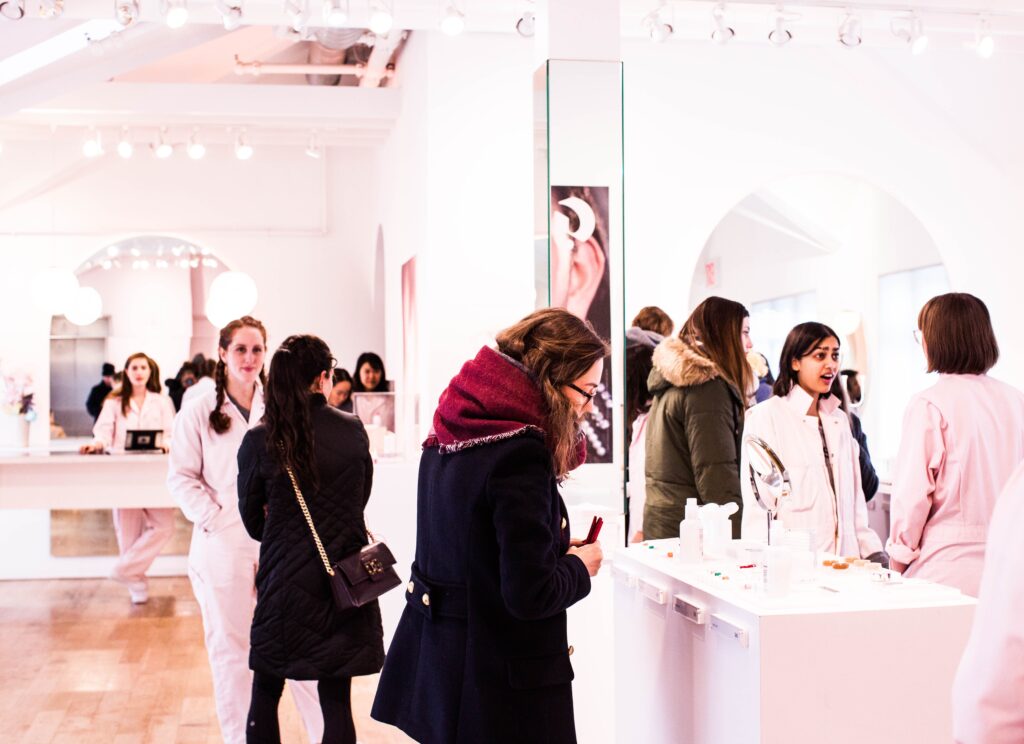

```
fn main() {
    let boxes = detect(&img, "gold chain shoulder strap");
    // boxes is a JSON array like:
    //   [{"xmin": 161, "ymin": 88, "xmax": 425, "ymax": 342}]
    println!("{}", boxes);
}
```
[{"xmin": 284, "ymin": 466, "xmax": 336, "ymax": 577}]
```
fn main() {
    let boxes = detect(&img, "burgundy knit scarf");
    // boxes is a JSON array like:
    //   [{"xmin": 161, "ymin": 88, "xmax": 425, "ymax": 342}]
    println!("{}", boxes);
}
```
[{"xmin": 424, "ymin": 346, "xmax": 586, "ymax": 469}]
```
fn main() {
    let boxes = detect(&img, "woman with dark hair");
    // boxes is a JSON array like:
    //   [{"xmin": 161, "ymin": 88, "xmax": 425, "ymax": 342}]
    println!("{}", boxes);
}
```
[
  {"xmin": 168, "ymin": 318, "xmax": 323, "ymax": 744},
  {"xmin": 371, "ymin": 307, "xmax": 607, "ymax": 744},
  {"xmin": 625, "ymin": 327, "xmax": 662, "ymax": 542},
  {"xmin": 829, "ymin": 375, "xmax": 880, "ymax": 502},
  {"xmin": 643, "ymin": 296, "xmax": 754, "ymax": 540},
  {"xmin": 81, "ymin": 351, "xmax": 176, "ymax": 603},
  {"xmin": 351, "ymin": 352, "xmax": 389, "ymax": 393},
  {"xmin": 739, "ymin": 323, "xmax": 884, "ymax": 560},
  {"xmin": 328, "ymin": 368, "xmax": 354, "ymax": 412},
  {"xmin": 887, "ymin": 293, "xmax": 1024, "ymax": 596},
  {"xmin": 238, "ymin": 335, "xmax": 383, "ymax": 744}
]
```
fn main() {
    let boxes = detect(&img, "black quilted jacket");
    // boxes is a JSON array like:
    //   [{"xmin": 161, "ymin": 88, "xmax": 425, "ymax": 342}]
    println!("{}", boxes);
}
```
[{"xmin": 237, "ymin": 395, "xmax": 385, "ymax": 680}]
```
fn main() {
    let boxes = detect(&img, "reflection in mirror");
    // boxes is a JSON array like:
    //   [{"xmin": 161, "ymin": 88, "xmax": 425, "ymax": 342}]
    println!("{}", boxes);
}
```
[
  {"xmin": 49, "ymin": 236, "xmax": 228, "ymax": 437},
  {"xmin": 689, "ymin": 173, "xmax": 948, "ymax": 471},
  {"xmin": 744, "ymin": 435, "xmax": 790, "ymax": 544}
]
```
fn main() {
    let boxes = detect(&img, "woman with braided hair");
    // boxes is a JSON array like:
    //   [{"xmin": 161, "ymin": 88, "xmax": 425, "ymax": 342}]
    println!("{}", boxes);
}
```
[
  {"xmin": 238, "ymin": 335, "xmax": 383, "ymax": 743},
  {"xmin": 167, "ymin": 317, "xmax": 324, "ymax": 744}
]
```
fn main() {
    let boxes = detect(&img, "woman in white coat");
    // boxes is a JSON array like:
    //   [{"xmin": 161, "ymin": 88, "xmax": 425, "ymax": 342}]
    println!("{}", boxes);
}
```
[
  {"xmin": 81, "ymin": 352, "xmax": 176, "ymax": 604},
  {"xmin": 740, "ymin": 322, "xmax": 884, "ymax": 561},
  {"xmin": 167, "ymin": 317, "xmax": 323, "ymax": 744}
]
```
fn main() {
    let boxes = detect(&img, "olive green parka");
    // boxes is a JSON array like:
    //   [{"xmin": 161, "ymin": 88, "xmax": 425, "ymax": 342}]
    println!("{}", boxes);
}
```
[{"xmin": 643, "ymin": 337, "xmax": 745, "ymax": 539}]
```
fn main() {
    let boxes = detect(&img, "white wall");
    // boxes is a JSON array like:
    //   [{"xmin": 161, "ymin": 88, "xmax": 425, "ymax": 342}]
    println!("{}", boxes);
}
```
[
  {"xmin": 622, "ymin": 40, "xmax": 1024, "ymax": 385},
  {"xmin": 0, "ymin": 138, "xmax": 383, "ymax": 444}
]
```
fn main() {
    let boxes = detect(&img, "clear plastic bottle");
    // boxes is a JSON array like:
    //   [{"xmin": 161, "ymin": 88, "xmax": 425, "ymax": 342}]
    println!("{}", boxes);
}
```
[{"xmin": 677, "ymin": 498, "xmax": 704, "ymax": 564}]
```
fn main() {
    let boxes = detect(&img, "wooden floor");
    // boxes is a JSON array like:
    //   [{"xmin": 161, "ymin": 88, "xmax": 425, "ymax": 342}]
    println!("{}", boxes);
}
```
[{"xmin": 0, "ymin": 577, "xmax": 415, "ymax": 743}]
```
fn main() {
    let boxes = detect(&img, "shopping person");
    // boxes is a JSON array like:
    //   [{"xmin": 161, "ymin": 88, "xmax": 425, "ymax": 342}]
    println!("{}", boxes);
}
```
[
  {"xmin": 167, "ymin": 317, "xmax": 324, "ymax": 744},
  {"xmin": 887, "ymin": 293, "xmax": 1024, "ymax": 596},
  {"xmin": 644, "ymin": 296, "xmax": 754, "ymax": 540},
  {"xmin": 238, "ymin": 335, "xmax": 384, "ymax": 744},
  {"xmin": 739, "ymin": 323, "xmax": 884, "ymax": 560},
  {"xmin": 952, "ymin": 461, "xmax": 1024, "ymax": 743},
  {"xmin": 85, "ymin": 361, "xmax": 116, "ymax": 421},
  {"xmin": 371, "ymin": 308, "xmax": 607, "ymax": 744},
  {"xmin": 81, "ymin": 352, "xmax": 176, "ymax": 604}
]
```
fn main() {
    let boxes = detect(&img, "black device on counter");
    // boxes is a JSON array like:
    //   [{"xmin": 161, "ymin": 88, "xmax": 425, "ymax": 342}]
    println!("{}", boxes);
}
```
[{"xmin": 124, "ymin": 430, "xmax": 161, "ymax": 452}]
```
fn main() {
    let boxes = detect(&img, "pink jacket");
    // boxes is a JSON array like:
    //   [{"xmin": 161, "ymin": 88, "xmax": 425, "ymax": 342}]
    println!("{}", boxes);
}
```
[
  {"xmin": 887, "ymin": 374, "xmax": 1024, "ymax": 597},
  {"xmin": 952, "ymin": 461, "xmax": 1024, "ymax": 743},
  {"xmin": 166, "ymin": 386, "xmax": 265, "ymax": 536},
  {"xmin": 92, "ymin": 392, "xmax": 176, "ymax": 453}
]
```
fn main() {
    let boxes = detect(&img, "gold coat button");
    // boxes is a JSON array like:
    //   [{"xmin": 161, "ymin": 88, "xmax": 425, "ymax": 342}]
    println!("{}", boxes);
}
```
[
  {"xmin": 422, "ymin": 593, "xmax": 431, "ymax": 607},
  {"xmin": 561, "ymin": 517, "xmax": 567, "ymax": 530},
  {"xmin": 407, "ymin": 581, "xmax": 415, "ymax": 594},
  {"xmin": 568, "ymin": 645, "xmax": 574, "ymax": 656}
]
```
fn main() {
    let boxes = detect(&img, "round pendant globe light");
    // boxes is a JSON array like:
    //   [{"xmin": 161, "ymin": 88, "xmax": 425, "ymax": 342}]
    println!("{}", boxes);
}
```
[
  {"xmin": 65, "ymin": 286, "xmax": 103, "ymax": 326},
  {"xmin": 205, "ymin": 271, "xmax": 258, "ymax": 328},
  {"xmin": 31, "ymin": 268, "xmax": 79, "ymax": 316}
]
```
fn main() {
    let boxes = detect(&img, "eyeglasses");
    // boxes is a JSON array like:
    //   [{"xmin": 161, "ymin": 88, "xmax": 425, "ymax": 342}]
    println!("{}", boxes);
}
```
[
  {"xmin": 913, "ymin": 329, "xmax": 923, "ymax": 345},
  {"xmin": 567, "ymin": 382, "xmax": 596, "ymax": 403}
]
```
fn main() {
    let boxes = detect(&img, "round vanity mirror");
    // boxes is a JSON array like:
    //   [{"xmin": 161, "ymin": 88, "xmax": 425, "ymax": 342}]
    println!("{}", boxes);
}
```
[{"xmin": 745, "ymin": 436, "xmax": 791, "ymax": 543}]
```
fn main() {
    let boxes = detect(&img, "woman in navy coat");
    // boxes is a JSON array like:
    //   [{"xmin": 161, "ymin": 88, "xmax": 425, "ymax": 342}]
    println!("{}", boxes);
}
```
[{"xmin": 371, "ymin": 308, "xmax": 607, "ymax": 744}]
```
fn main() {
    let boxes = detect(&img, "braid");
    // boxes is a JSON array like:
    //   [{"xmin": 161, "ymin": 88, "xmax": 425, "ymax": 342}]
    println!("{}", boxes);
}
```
[{"xmin": 209, "ymin": 360, "xmax": 231, "ymax": 434}]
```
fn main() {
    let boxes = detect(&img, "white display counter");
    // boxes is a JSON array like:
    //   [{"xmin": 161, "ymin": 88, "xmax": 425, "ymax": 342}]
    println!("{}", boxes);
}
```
[{"xmin": 613, "ymin": 540, "xmax": 975, "ymax": 744}]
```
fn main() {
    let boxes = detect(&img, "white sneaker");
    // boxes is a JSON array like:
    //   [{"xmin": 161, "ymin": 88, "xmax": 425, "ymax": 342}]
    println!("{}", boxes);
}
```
[{"xmin": 128, "ymin": 581, "xmax": 149, "ymax": 604}]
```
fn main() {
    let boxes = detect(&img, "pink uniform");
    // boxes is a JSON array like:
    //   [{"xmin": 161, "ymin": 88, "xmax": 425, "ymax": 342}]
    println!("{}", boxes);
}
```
[
  {"xmin": 887, "ymin": 374, "xmax": 1024, "ymax": 597},
  {"xmin": 952, "ymin": 461, "xmax": 1024, "ymax": 743},
  {"xmin": 167, "ymin": 388, "xmax": 324, "ymax": 744},
  {"xmin": 92, "ymin": 392, "xmax": 177, "ymax": 587}
]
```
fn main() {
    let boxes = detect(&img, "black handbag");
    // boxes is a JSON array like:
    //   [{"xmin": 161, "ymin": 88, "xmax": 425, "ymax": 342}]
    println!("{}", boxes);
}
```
[{"xmin": 285, "ymin": 466, "xmax": 402, "ymax": 610}]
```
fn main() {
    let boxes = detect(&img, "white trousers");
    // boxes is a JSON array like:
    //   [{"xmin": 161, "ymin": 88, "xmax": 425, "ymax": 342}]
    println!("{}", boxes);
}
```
[
  {"xmin": 188, "ymin": 522, "xmax": 325, "ymax": 744},
  {"xmin": 111, "ymin": 507, "xmax": 176, "ymax": 585}
]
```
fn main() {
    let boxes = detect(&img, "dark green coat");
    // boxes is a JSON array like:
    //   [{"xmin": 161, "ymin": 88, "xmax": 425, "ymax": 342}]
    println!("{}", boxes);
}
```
[{"xmin": 643, "ymin": 338, "xmax": 745, "ymax": 539}]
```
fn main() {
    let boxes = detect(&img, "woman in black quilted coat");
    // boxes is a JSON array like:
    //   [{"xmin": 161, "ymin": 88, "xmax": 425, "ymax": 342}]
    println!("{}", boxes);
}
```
[{"xmin": 237, "ymin": 334, "xmax": 384, "ymax": 744}]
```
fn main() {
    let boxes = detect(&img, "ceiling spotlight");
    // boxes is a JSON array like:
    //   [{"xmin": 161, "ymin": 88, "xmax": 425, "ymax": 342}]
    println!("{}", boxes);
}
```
[
  {"xmin": 305, "ymin": 132, "xmax": 321, "ymax": 159},
  {"xmin": 440, "ymin": 5, "xmax": 465, "ymax": 36},
  {"xmin": 115, "ymin": 0, "xmax": 140, "ymax": 27},
  {"xmin": 838, "ymin": 12, "xmax": 861, "ymax": 47},
  {"xmin": 768, "ymin": 12, "xmax": 793, "ymax": 47},
  {"xmin": 234, "ymin": 131, "xmax": 253, "ymax": 160},
  {"xmin": 323, "ymin": 0, "xmax": 347, "ymax": 27},
  {"xmin": 711, "ymin": 4, "xmax": 735, "ymax": 44},
  {"xmin": 38, "ymin": 0, "xmax": 64, "ymax": 18},
  {"xmin": 82, "ymin": 130, "xmax": 103, "ymax": 158},
  {"xmin": 164, "ymin": 0, "xmax": 188, "ymax": 28},
  {"xmin": 643, "ymin": 2, "xmax": 673, "ymax": 43},
  {"xmin": 976, "ymin": 18, "xmax": 995, "ymax": 59},
  {"xmin": 515, "ymin": 10, "xmax": 535, "ymax": 38},
  {"xmin": 894, "ymin": 14, "xmax": 928, "ymax": 55},
  {"xmin": 368, "ymin": 0, "xmax": 393, "ymax": 35},
  {"xmin": 284, "ymin": 0, "xmax": 307, "ymax": 32},
  {"xmin": 154, "ymin": 129, "xmax": 173, "ymax": 159},
  {"xmin": 187, "ymin": 130, "xmax": 206, "ymax": 160},
  {"xmin": 216, "ymin": 0, "xmax": 243, "ymax": 30},
  {"xmin": 117, "ymin": 128, "xmax": 133, "ymax": 159}
]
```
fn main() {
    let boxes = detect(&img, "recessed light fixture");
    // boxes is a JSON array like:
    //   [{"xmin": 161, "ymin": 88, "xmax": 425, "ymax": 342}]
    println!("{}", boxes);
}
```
[
  {"xmin": 440, "ymin": 4, "xmax": 465, "ymax": 36},
  {"xmin": 117, "ymin": 128, "xmax": 133, "ymax": 159},
  {"xmin": 323, "ymin": 0, "xmax": 347, "ymax": 28},
  {"xmin": 643, "ymin": 2, "xmax": 673, "ymax": 43},
  {"xmin": 154, "ymin": 128, "xmax": 173, "ymax": 159},
  {"xmin": 234, "ymin": 130, "xmax": 253, "ymax": 160},
  {"xmin": 83, "ymin": 130, "xmax": 103, "ymax": 158},
  {"xmin": 711, "ymin": 4, "xmax": 734, "ymax": 44},
  {"xmin": 838, "ymin": 12, "xmax": 861, "ymax": 47},
  {"xmin": 187, "ymin": 130, "xmax": 206, "ymax": 160},
  {"xmin": 515, "ymin": 9, "xmax": 535, "ymax": 38},
  {"xmin": 368, "ymin": 0, "xmax": 393, "ymax": 35},
  {"xmin": 894, "ymin": 14, "xmax": 928, "ymax": 55},
  {"xmin": 768, "ymin": 11, "xmax": 793, "ymax": 47}
]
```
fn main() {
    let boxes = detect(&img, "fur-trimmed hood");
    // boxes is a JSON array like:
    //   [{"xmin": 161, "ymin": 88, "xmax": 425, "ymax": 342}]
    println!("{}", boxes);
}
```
[{"xmin": 648, "ymin": 337, "xmax": 722, "ymax": 394}]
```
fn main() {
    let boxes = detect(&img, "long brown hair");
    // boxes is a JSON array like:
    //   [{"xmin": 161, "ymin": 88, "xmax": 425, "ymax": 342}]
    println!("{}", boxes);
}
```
[
  {"xmin": 210, "ymin": 316, "xmax": 268, "ymax": 434},
  {"xmin": 112, "ymin": 352, "xmax": 161, "ymax": 416},
  {"xmin": 495, "ymin": 308, "xmax": 609, "ymax": 479},
  {"xmin": 680, "ymin": 297, "xmax": 753, "ymax": 402},
  {"xmin": 264, "ymin": 335, "xmax": 335, "ymax": 491}
]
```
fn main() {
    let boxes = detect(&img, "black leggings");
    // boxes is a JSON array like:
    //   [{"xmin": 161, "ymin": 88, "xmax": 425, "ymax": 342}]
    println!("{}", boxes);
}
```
[{"xmin": 246, "ymin": 672, "xmax": 356, "ymax": 744}]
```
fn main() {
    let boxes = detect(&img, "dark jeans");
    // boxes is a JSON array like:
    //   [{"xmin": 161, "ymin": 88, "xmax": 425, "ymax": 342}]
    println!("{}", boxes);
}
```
[{"xmin": 246, "ymin": 672, "xmax": 356, "ymax": 744}]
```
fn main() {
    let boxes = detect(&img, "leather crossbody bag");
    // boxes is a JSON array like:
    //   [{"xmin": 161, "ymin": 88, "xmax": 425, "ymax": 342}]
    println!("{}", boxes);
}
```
[{"xmin": 285, "ymin": 466, "xmax": 402, "ymax": 611}]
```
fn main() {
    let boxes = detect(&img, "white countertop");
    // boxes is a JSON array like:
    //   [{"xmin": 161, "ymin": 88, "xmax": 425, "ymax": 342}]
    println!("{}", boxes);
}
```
[{"xmin": 615, "ymin": 539, "xmax": 975, "ymax": 617}]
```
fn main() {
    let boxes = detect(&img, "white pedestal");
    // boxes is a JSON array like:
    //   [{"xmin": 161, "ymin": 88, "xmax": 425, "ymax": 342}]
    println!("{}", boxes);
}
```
[{"xmin": 614, "ymin": 540, "xmax": 975, "ymax": 744}]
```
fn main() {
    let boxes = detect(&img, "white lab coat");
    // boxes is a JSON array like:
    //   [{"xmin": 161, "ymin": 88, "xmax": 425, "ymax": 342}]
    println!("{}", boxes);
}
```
[
  {"xmin": 740, "ymin": 387, "xmax": 882, "ymax": 557},
  {"xmin": 94, "ymin": 392, "xmax": 177, "ymax": 587},
  {"xmin": 952, "ymin": 460, "xmax": 1024, "ymax": 743},
  {"xmin": 167, "ymin": 386, "xmax": 323, "ymax": 744}
]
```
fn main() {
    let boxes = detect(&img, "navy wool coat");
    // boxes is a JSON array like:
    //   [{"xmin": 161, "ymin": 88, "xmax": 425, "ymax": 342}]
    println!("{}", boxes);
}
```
[
  {"xmin": 371, "ymin": 434, "xmax": 592, "ymax": 744},
  {"xmin": 237, "ymin": 396, "xmax": 385, "ymax": 680}
]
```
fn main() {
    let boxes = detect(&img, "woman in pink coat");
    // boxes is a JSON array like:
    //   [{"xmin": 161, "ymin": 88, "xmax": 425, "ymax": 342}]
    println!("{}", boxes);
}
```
[
  {"xmin": 887, "ymin": 293, "xmax": 1024, "ymax": 597},
  {"xmin": 952, "ymin": 461, "xmax": 1024, "ymax": 743},
  {"xmin": 167, "ymin": 317, "xmax": 323, "ymax": 744},
  {"xmin": 81, "ymin": 351, "xmax": 176, "ymax": 604}
]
